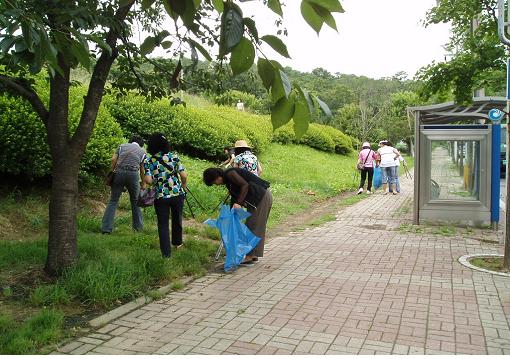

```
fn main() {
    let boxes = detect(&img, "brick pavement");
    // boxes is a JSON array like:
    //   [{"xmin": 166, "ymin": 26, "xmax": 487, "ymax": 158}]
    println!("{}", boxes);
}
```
[{"xmin": 57, "ymin": 178, "xmax": 510, "ymax": 355}]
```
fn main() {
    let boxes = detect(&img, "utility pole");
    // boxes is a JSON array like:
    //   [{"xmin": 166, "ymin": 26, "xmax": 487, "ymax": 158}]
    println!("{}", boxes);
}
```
[{"xmin": 497, "ymin": 0, "xmax": 510, "ymax": 269}]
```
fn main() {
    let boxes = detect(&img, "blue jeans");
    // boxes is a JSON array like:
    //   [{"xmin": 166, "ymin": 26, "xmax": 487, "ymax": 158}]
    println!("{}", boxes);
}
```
[
  {"xmin": 101, "ymin": 169, "xmax": 143, "ymax": 233},
  {"xmin": 381, "ymin": 166, "xmax": 397, "ymax": 185}
]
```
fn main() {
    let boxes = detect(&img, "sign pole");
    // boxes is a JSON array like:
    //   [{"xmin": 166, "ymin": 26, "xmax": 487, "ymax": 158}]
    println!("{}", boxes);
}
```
[{"xmin": 505, "ymin": 57, "xmax": 510, "ymax": 269}]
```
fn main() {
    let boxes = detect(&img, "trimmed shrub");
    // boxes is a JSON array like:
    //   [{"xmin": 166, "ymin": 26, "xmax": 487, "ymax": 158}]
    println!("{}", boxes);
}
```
[
  {"xmin": 107, "ymin": 93, "xmax": 353, "ymax": 159},
  {"xmin": 205, "ymin": 106, "xmax": 273, "ymax": 153},
  {"xmin": 0, "ymin": 87, "xmax": 124, "ymax": 178},
  {"xmin": 272, "ymin": 122, "xmax": 354, "ymax": 154},
  {"xmin": 318, "ymin": 124, "xmax": 354, "ymax": 155},
  {"xmin": 300, "ymin": 125, "xmax": 336, "ymax": 153}
]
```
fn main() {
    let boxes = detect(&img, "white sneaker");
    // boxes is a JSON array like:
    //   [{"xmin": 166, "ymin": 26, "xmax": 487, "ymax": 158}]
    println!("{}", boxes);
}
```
[
  {"xmin": 357, "ymin": 188, "xmax": 363, "ymax": 195},
  {"xmin": 366, "ymin": 190, "xmax": 371, "ymax": 194}
]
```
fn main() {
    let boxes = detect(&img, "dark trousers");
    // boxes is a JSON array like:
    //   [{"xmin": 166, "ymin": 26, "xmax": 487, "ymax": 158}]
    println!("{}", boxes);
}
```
[
  {"xmin": 359, "ymin": 167, "xmax": 374, "ymax": 191},
  {"xmin": 154, "ymin": 195, "xmax": 184, "ymax": 257}
]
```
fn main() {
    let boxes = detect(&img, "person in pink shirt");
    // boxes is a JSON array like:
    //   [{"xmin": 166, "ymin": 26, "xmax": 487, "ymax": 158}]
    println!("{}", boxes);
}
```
[{"xmin": 357, "ymin": 142, "xmax": 378, "ymax": 194}]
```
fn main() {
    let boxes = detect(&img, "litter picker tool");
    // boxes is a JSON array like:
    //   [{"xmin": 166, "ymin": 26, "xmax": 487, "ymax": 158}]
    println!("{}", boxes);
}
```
[{"xmin": 184, "ymin": 187, "xmax": 207, "ymax": 211}]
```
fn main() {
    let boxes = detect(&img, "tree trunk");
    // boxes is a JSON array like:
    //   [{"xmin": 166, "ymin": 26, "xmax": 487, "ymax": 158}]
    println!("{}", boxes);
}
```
[{"xmin": 44, "ymin": 156, "xmax": 81, "ymax": 276}]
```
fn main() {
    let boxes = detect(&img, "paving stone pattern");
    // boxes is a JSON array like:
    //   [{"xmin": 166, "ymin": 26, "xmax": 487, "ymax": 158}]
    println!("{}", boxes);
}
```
[{"xmin": 57, "ymin": 178, "xmax": 510, "ymax": 355}]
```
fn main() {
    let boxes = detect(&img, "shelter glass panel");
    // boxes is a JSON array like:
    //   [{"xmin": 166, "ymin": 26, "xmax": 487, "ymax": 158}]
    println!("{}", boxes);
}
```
[{"xmin": 430, "ymin": 140, "xmax": 480, "ymax": 201}]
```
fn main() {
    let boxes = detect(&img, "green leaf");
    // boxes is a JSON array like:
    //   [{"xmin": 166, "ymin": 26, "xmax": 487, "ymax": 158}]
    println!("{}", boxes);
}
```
[
  {"xmin": 260, "ymin": 35, "xmax": 291, "ymax": 58},
  {"xmin": 271, "ymin": 96, "xmax": 295, "ymax": 130},
  {"xmin": 306, "ymin": 0, "xmax": 344, "ymax": 12},
  {"xmin": 140, "ymin": 36, "xmax": 156, "ymax": 56},
  {"xmin": 300, "ymin": 1, "xmax": 323, "ymax": 34},
  {"xmin": 311, "ymin": 4, "xmax": 337, "ymax": 31},
  {"xmin": 167, "ymin": 0, "xmax": 187, "ymax": 15},
  {"xmin": 219, "ymin": 2, "xmax": 244, "ymax": 56},
  {"xmin": 230, "ymin": 37, "xmax": 255, "ymax": 75},
  {"xmin": 0, "ymin": 36, "xmax": 16, "ymax": 53},
  {"xmin": 257, "ymin": 58, "xmax": 274, "ymax": 90},
  {"xmin": 188, "ymin": 39, "xmax": 212, "ymax": 61},
  {"xmin": 155, "ymin": 30, "xmax": 171, "ymax": 44},
  {"xmin": 163, "ymin": 0, "xmax": 180, "ymax": 21},
  {"xmin": 243, "ymin": 17, "xmax": 259, "ymax": 42},
  {"xmin": 88, "ymin": 35, "xmax": 112, "ymax": 56},
  {"xmin": 271, "ymin": 69, "xmax": 292, "ymax": 102},
  {"xmin": 141, "ymin": 0, "xmax": 156, "ymax": 10},
  {"xmin": 212, "ymin": 0, "xmax": 224, "ymax": 12},
  {"xmin": 161, "ymin": 40, "xmax": 172, "ymax": 49},
  {"xmin": 293, "ymin": 87, "xmax": 311, "ymax": 139},
  {"xmin": 21, "ymin": 23, "xmax": 33, "ymax": 51},
  {"xmin": 268, "ymin": 0, "xmax": 283, "ymax": 16},
  {"xmin": 315, "ymin": 96, "xmax": 332, "ymax": 117},
  {"xmin": 71, "ymin": 40, "xmax": 91, "ymax": 70},
  {"xmin": 181, "ymin": 0, "xmax": 199, "ymax": 27}
]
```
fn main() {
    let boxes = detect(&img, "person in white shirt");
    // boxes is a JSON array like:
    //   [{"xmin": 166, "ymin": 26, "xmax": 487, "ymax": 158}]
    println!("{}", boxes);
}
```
[{"xmin": 377, "ymin": 140, "xmax": 401, "ymax": 195}]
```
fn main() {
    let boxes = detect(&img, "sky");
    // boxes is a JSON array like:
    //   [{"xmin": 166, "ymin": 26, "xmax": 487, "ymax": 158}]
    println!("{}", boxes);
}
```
[{"xmin": 241, "ymin": 0, "xmax": 452, "ymax": 79}]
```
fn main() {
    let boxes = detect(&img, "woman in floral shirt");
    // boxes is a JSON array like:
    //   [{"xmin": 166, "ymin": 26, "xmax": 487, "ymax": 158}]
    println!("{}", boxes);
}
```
[
  {"xmin": 142, "ymin": 132, "xmax": 188, "ymax": 258},
  {"xmin": 233, "ymin": 139, "xmax": 262, "ymax": 176}
]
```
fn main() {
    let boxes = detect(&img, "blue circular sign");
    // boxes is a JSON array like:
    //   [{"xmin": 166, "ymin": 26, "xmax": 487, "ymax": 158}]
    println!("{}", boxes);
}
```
[{"xmin": 489, "ymin": 108, "xmax": 504, "ymax": 121}]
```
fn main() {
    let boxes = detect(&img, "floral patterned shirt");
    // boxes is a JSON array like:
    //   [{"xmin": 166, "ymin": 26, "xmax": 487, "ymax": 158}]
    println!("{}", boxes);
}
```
[
  {"xmin": 234, "ymin": 150, "xmax": 259, "ymax": 176},
  {"xmin": 144, "ymin": 152, "xmax": 185, "ymax": 199}
]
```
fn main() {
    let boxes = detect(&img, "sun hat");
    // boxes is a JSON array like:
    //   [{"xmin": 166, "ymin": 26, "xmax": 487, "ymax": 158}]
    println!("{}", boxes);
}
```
[
  {"xmin": 234, "ymin": 140, "xmax": 251, "ymax": 148},
  {"xmin": 362, "ymin": 142, "xmax": 371, "ymax": 148}
]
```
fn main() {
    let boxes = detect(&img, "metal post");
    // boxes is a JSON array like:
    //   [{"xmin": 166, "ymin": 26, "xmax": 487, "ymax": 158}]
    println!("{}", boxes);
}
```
[{"xmin": 491, "ymin": 123, "xmax": 501, "ymax": 230}]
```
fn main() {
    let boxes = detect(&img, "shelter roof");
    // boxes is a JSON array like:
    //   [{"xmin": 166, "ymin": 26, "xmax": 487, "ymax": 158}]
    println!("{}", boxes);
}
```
[{"xmin": 408, "ymin": 97, "xmax": 507, "ymax": 124}]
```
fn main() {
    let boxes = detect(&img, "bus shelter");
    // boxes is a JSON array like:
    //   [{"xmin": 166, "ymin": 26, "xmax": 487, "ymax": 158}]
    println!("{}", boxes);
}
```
[{"xmin": 409, "ymin": 97, "xmax": 506, "ymax": 227}]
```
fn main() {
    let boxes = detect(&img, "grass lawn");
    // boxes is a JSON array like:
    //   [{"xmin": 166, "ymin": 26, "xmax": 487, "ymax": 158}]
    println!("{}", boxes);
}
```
[{"xmin": 0, "ymin": 142, "xmax": 357, "ymax": 354}]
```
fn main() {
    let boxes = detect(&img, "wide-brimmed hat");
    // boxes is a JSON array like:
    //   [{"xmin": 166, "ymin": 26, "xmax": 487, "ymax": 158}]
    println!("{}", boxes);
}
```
[
  {"xmin": 234, "ymin": 140, "xmax": 251, "ymax": 148},
  {"xmin": 362, "ymin": 142, "xmax": 371, "ymax": 148}
]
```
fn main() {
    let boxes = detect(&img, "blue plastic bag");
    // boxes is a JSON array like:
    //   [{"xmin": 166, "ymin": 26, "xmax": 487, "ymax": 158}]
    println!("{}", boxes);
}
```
[
  {"xmin": 373, "ymin": 167, "xmax": 382, "ymax": 189},
  {"xmin": 205, "ymin": 205, "xmax": 261, "ymax": 272}
]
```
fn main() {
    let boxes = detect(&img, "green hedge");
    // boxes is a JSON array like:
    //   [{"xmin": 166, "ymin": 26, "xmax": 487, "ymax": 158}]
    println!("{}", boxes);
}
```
[
  {"xmin": 107, "ymin": 95, "xmax": 273, "ymax": 159},
  {"xmin": 107, "ymin": 94, "xmax": 353, "ymax": 160},
  {"xmin": 273, "ymin": 122, "xmax": 353, "ymax": 154},
  {"xmin": 0, "ymin": 87, "xmax": 124, "ymax": 178}
]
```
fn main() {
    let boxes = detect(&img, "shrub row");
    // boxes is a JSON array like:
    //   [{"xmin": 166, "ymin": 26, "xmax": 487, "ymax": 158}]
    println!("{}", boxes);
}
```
[
  {"xmin": 107, "ymin": 95, "xmax": 273, "ymax": 159},
  {"xmin": 0, "ymin": 87, "xmax": 353, "ymax": 179},
  {"xmin": 108, "ymin": 94, "xmax": 353, "ymax": 160},
  {"xmin": 0, "ymin": 86, "xmax": 124, "ymax": 178},
  {"xmin": 273, "ymin": 121, "xmax": 354, "ymax": 155}
]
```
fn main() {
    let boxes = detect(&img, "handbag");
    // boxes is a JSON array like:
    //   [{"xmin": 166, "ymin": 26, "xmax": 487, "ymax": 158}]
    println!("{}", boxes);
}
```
[
  {"xmin": 137, "ymin": 188, "xmax": 156, "ymax": 207},
  {"xmin": 357, "ymin": 150, "xmax": 372, "ymax": 171},
  {"xmin": 106, "ymin": 171, "xmax": 115, "ymax": 186}
]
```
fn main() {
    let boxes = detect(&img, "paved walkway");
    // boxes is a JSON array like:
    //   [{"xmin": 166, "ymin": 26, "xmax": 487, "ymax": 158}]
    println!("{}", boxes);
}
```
[{"xmin": 57, "ymin": 178, "xmax": 510, "ymax": 355}]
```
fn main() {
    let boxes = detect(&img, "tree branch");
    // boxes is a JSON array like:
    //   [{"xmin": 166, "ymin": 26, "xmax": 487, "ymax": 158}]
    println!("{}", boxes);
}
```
[
  {"xmin": 0, "ymin": 75, "xmax": 49, "ymax": 125},
  {"xmin": 71, "ymin": 1, "xmax": 135, "ymax": 152}
]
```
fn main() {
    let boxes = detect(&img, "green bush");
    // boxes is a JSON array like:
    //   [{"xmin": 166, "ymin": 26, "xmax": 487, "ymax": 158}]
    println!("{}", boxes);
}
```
[
  {"xmin": 214, "ymin": 89, "xmax": 270, "ymax": 114},
  {"xmin": 272, "ymin": 122, "xmax": 353, "ymax": 154},
  {"xmin": 0, "ymin": 87, "xmax": 124, "ymax": 178},
  {"xmin": 316, "ymin": 124, "xmax": 354, "ymax": 155},
  {"xmin": 300, "ymin": 124, "xmax": 336, "ymax": 152},
  {"xmin": 107, "ymin": 93, "xmax": 353, "ymax": 158},
  {"xmin": 205, "ymin": 106, "xmax": 273, "ymax": 153}
]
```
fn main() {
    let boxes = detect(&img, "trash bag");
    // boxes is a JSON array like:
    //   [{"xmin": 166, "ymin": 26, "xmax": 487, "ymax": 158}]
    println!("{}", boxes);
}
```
[
  {"xmin": 205, "ymin": 205, "xmax": 261, "ymax": 272},
  {"xmin": 373, "ymin": 167, "xmax": 382, "ymax": 189}
]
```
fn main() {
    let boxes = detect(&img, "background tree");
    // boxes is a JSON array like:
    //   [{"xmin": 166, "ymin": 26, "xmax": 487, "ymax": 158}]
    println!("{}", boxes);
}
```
[
  {"xmin": 0, "ymin": 0, "xmax": 344, "ymax": 276},
  {"xmin": 417, "ymin": 0, "xmax": 506, "ymax": 103}
]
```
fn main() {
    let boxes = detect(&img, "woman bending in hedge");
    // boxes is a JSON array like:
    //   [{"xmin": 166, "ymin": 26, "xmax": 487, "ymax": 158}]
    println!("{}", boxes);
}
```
[
  {"xmin": 232, "ymin": 140, "xmax": 263, "ymax": 176},
  {"xmin": 142, "ymin": 133, "xmax": 188, "ymax": 258},
  {"xmin": 203, "ymin": 167, "xmax": 272, "ymax": 264}
]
